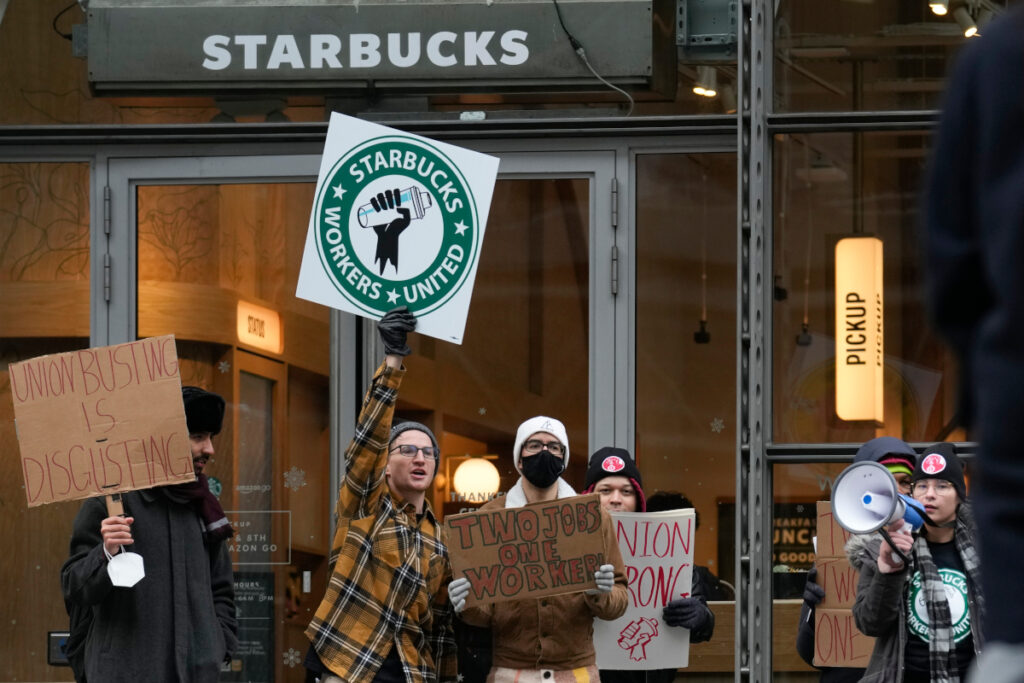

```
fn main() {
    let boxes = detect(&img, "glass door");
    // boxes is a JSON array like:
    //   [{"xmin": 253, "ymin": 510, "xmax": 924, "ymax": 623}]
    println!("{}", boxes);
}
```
[
  {"xmin": 394, "ymin": 150, "xmax": 618, "ymax": 515},
  {"xmin": 107, "ymin": 147, "xmax": 617, "ymax": 682}
]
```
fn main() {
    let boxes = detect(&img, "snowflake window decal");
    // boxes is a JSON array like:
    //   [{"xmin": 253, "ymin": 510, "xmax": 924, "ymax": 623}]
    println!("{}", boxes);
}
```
[
  {"xmin": 284, "ymin": 466, "xmax": 308, "ymax": 492},
  {"xmin": 710, "ymin": 417, "xmax": 725, "ymax": 434},
  {"xmin": 283, "ymin": 647, "xmax": 302, "ymax": 668}
]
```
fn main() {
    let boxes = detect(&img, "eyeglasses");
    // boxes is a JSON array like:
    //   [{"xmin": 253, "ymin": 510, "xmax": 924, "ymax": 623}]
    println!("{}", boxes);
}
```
[
  {"xmin": 389, "ymin": 444, "xmax": 439, "ymax": 458},
  {"xmin": 911, "ymin": 480, "xmax": 955, "ymax": 496},
  {"xmin": 522, "ymin": 439, "xmax": 565, "ymax": 456},
  {"xmin": 893, "ymin": 475, "xmax": 913, "ymax": 494}
]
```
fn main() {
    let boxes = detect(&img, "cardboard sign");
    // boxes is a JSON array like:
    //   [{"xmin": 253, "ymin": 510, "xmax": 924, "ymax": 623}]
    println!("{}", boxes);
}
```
[
  {"xmin": 813, "ymin": 501, "xmax": 874, "ymax": 666},
  {"xmin": 815, "ymin": 501, "xmax": 854, "ymax": 559},
  {"xmin": 814, "ymin": 608, "xmax": 874, "ymax": 668},
  {"xmin": 444, "ymin": 493, "xmax": 606, "ymax": 606},
  {"xmin": 296, "ymin": 112, "xmax": 499, "ymax": 344},
  {"xmin": 10, "ymin": 336, "xmax": 194, "ymax": 507},
  {"xmin": 816, "ymin": 556, "xmax": 862, "ymax": 610},
  {"xmin": 594, "ymin": 509, "xmax": 695, "ymax": 670}
]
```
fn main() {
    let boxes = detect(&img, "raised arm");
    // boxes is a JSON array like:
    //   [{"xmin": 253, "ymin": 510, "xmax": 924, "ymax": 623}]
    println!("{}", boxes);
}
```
[{"xmin": 331, "ymin": 308, "xmax": 416, "ymax": 557}]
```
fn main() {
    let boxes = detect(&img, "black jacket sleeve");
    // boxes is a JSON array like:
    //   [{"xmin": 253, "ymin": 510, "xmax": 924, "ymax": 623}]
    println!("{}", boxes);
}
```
[
  {"xmin": 795, "ymin": 593, "xmax": 816, "ymax": 666},
  {"xmin": 688, "ymin": 566, "xmax": 716, "ymax": 643}
]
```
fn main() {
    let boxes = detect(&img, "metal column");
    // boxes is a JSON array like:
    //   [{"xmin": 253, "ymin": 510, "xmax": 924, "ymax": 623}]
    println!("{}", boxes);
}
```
[{"xmin": 737, "ymin": 0, "xmax": 773, "ymax": 680}]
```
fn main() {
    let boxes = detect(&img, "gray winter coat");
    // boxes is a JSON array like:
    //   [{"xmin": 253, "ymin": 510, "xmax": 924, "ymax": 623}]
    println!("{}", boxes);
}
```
[
  {"xmin": 846, "ymin": 533, "xmax": 908, "ymax": 683},
  {"xmin": 846, "ymin": 509, "xmax": 982, "ymax": 683},
  {"xmin": 61, "ymin": 488, "xmax": 238, "ymax": 683}
]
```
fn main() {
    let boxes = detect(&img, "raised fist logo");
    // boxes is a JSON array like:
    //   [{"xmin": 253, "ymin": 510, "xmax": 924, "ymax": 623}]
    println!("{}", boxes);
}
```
[
  {"xmin": 357, "ymin": 186, "xmax": 433, "ymax": 275},
  {"xmin": 617, "ymin": 617, "xmax": 660, "ymax": 661}
]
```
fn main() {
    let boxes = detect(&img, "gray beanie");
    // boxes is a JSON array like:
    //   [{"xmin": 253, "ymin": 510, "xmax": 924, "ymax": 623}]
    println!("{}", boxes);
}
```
[{"xmin": 389, "ymin": 420, "xmax": 439, "ymax": 460}]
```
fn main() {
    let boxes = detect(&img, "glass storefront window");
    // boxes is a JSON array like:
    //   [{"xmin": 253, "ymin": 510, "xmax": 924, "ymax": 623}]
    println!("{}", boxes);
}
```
[
  {"xmin": 137, "ymin": 181, "xmax": 329, "ymax": 682},
  {"xmin": 635, "ymin": 152, "xmax": 738, "ymax": 676},
  {"xmin": 771, "ymin": 462, "xmax": 854, "ymax": 679},
  {"xmin": 398, "ymin": 177, "xmax": 591, "ymax": 513},
  {"xmin": 0, "ymin": 161, "xmax": 90, "ymax": 682},
  {"xmin": 772, "ymin": 131, "xmax": 963, "ymax": 444},
  {"xmin": 773, "ymin": 1, "xmax": 988, "ymax": 112}
]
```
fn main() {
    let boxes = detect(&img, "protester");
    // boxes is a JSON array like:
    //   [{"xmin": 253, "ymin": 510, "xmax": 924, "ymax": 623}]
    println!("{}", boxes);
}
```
[
  {"xmin": 921, "ymin": 6, "xmax": 1024, "ymax": 680},
  {"xmin": 847, "ymin": 442, "xmax": 983, "ymax": 683},
  {"xmin": 581, "ymin": 447, "xmax": 714, "ymax": 683},
  {"xmin": 304, "ymin": 307, "xmax": 455, "ymax": 683},
  {"xmin": 449, "ymin": 418, "xmax": 627, "ymax": 682},
  {"xmin": 646, "ymin": 491, "xmax": 733, "ymax": 601},
  {"xmin": 795, "ymin": 436, "xmax": 917, "ymax": 683},
  {"xmin": 61, "ymin": 385, "xmax": 237, "ymax": 683}
]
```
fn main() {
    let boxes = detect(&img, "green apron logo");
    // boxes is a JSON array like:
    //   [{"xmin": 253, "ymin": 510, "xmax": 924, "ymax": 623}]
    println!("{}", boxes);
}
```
[
  {"xmin": 313, "ymin": 135, "xmax": 479, "ymax": 316},
  {"xmin": 906, "ymin": 567, "xmax": 971, "ymax": 643}
]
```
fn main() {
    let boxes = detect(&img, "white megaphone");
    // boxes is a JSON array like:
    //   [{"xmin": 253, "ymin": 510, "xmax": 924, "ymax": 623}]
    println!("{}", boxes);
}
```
[{"xmin": 831, "ymin": 461, "xmax": 926, "ymax": 534}]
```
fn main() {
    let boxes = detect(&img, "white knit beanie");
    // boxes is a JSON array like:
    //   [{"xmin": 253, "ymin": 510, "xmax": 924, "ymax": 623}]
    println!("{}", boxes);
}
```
[{"xmin": 513, "ymin": 416, "xmax": 570, "ymax": 470}]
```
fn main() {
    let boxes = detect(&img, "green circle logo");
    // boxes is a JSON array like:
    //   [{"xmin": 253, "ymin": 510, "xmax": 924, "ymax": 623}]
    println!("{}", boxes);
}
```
[
  {"xmin": 906, "ymin": 568, "xmax": 971, "ymax": 643},
  {"xmin": 313, "ymin": 135, "xmax": 480, "ymax": 316}
]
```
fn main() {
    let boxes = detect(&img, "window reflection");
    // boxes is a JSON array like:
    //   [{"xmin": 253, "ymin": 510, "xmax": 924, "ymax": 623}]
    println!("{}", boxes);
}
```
[
  {"xmin": 0, "ymin": 162, "xmax": 90, "ymax": 682},
  {"xmin": 773, "ymin": 1, "xmax": 994, "ymax": 112},
  {"xmin": 400, "ymin": 178, "xmax": 591, "ymax": 514},
  {"xmin": 137, "ymin": 182, "xmax": 330, "ymax": 682},
  {"xmin": 772, "ymin": 132, "xmax": 963, "ymax": 444}
]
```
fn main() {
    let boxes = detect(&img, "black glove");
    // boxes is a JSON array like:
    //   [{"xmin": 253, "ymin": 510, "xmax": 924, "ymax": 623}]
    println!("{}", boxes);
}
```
[
  {"xmin": 377, "ymin": 306, "xmax": 417, "ymax": 357},
  {"xmin": 663, "ymin": 597, "xmax": 709, "ymax": 629},
  {"xmin": 803, "ymin": 567, "xmax": 825, "ymax": 607}
]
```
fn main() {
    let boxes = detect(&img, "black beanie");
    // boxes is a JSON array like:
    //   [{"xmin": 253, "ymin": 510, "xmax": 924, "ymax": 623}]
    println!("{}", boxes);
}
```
[
  {"xmin": 913, "ymin": 442, "xmax": 967, "ymax": 501},
  {"xmin": 583, "ymin": 446, "xmax": 646, "ymax": 510},
  {"xmin": 181, "ymin": 386, "xmax": 225, "ymax": 436}
]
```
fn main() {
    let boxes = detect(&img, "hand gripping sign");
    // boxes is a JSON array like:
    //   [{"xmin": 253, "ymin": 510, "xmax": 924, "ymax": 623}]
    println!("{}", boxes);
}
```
[
  {"xmin": 10, "ymin": 336, "xmax": 196, "ymax": 588},
  {"xmin": 297, "ymin": 112, "xmax": 499, "ymax": 344}
]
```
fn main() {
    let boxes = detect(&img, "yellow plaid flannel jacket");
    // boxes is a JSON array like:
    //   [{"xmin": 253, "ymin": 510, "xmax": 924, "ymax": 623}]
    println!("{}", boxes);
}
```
[{"xmin": 306, "ymin": 362, "xmax": 456, "ymax": 682}]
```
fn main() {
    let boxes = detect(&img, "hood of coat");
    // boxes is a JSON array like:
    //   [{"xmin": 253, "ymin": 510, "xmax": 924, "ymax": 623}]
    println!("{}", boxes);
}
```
[{"xmin": 845, "ymin": 532, "xmax": 882, "ymax": 572}]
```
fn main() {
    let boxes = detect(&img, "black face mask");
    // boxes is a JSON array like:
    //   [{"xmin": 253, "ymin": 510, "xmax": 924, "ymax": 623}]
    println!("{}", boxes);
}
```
[{"xmin": 520, "ymin": 450, "xmax": 564, "ymax": 489}]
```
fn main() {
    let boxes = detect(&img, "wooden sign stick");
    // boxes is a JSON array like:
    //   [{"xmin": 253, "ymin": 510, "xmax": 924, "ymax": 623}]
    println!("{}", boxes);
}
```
[{"xmin": 105, "ymin": 493, "xmax": 124, "ymax": 518}]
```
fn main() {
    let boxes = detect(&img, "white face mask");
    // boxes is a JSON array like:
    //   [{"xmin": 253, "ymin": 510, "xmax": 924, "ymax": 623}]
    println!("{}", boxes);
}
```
[{"xmin": 107, "ymin": 550, "xmax": 146, "ymax": 588}]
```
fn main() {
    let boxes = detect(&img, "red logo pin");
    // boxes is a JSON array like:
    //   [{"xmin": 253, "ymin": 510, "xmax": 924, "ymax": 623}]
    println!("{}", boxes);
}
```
[
  {"xmin": 921, "ymin": 453, "xmax": 947, "ymax": 475},
  {"xmin": 602, "ymin": 456, "xmax": 625, "ymax": 473}
]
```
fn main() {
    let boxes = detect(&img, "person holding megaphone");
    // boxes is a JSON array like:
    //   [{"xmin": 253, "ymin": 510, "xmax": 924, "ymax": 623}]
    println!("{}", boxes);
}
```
[
  {"xmin": 846, "ymin": 442, "xmax": 984, "ymax": 683},
  {"xmin": 797, "ymin": 436, "xmax": 918, "ymax": 683}
]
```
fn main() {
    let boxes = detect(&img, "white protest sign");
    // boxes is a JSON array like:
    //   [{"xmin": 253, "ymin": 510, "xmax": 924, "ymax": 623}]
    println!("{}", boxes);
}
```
[
  {"xmin": 297, "ymin": 112, "xmax": 499, "ymax": 344},
  {"xmin": 594, "ymin": 509, "xmax": 696, "ymax": 670}
]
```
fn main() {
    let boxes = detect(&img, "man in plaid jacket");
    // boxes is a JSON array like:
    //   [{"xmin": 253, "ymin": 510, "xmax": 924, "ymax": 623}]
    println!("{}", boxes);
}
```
[{"xmin": 305, "ymin": 307, "xmax": 456, "ymax": 683}]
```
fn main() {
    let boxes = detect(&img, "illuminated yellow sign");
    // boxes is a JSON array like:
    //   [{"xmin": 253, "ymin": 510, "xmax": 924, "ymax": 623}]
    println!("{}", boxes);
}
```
[
  {"xmin": 236, "ymin": 301, "xmax": 283, "ymax": 355},
  {"xmin": 835, "ymin": 237, "xmax": 883, "ymax": 423}
]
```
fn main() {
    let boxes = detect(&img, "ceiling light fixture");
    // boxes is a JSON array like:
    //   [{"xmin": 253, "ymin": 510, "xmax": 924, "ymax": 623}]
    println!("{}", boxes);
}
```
[
  {"xmin": 928, "ymin": 0, "xmax": 949, "ymax": 16},
  {"xmin": 954, "ymin": 6, "xmax": 979, "ymax": 37},
  {"xmin": 976, "ymin": 8, "xmax": 994, "ymax": 29},
  {"xmin": 692, "ymin": 66, "xmax": 718, "ymax": 98}
]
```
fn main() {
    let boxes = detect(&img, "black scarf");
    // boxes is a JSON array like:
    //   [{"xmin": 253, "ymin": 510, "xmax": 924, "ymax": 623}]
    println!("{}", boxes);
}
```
[
  {"xmin": 165, "ymin": 473, "xmax": 234, "ymax": 544},
  {"xmin": 912, "ymin": 512, "xmax": 984, "ymax": 683}
]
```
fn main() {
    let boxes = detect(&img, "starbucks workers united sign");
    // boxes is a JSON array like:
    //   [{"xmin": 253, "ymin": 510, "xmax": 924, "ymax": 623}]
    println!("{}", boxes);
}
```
[{"xmin": 297, "ymin": 114, "xmax": 498, "ymax": 343}]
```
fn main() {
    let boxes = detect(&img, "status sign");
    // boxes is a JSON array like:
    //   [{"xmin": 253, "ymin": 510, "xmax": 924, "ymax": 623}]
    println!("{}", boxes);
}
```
[
  {"xmin": 296, "ymin": 112, "xmax": 499, "ymax": 344},
  {"xmin": 10, "ymin": 336, "xmax": 194, "ymax": 506},
  {"xmin": 444, "ymin": 494, "xmax": 607, "ymax": 606},
  {"xmin": 594, "ymin": 509, "xmax": 695, "ymax": 670}
]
